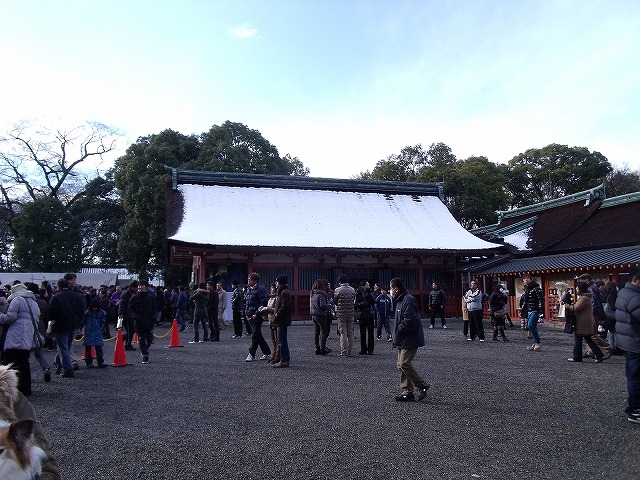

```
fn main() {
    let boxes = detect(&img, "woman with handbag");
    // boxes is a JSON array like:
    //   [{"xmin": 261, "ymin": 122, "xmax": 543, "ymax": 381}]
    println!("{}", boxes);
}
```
[
  {"xmin": 565, "ymin": 283, "xmax": 606, "ymax": 363},
  {"xmin": 0, "ymin": 283, "xmax": 42, "ymax": 396}
]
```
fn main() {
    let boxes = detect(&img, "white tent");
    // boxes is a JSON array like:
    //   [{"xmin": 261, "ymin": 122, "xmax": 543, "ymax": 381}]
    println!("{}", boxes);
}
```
[{"xmin": 0, "ymin": 272, "xmax": 118, "ymax": 288}]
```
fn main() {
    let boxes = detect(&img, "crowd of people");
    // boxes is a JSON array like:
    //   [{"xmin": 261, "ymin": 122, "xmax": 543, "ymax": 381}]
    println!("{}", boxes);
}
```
[
  {"xmin": 1, "ymin": 267, "xmax": 638, "ymax": 418},
  {"xmin": 0, "ymin": 266, "xmax": 637, "ymax": 479}
]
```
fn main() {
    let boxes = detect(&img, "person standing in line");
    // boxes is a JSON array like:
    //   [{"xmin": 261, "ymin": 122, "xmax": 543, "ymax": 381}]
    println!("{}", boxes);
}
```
[
  {"xmin": 154, "ymin": 286, "xmax": 164, "ymax": 327},
  {"xmin": 230, "ymin": 279, "xmax": 245, "ymax": 338},
  {"xmin": 375, "ymin": 286, "xmax": 393, "ymax": 341},
  {"xmin": 566, "ymin": 282, "xmax": 606, "ymax": 363},
  {"xmin": 217, "ymin": 282, "xmax": 227, "ymax": 331},
  {"xmin": 206, "ymin": 281, "xmax": 220, "ymax": 342},
  {"xmin": 602, "ymin": 281, "xmax": 619, "ymax": 353},
  {"xmin": 334, "ymin": 273, "xmax": 356, "ymax": 357},
  {"xmin": 27, "ymin": 283, "xmax": 53, "ymax": 381},
  {"xmin": 522, "ymin": 275, "xmax": 545, "ymax": 351},
  {"xmin": 118, "ymin": 281, "xmax": 139, "ymax": 350},
  {"xmin": 463, "ymin": 281, "xmax": 485, "ymax": 342},
  {"xmin": 78, "ymin": 298, "xmax": 107, "ymax": 368},
  {"xmin": 372, "ymin": 282, "xmax": 382, "ymax": 328},
  {"xmin": 355, "ymin": 281, "xmax": 376, "ymax": 355},
  {"xmin": 461, "ymin": 295, "xmax": 469, "ymax": 338},
  {"xmin": 389, "ymin": 277, "xmax": 430, "ymax": 402},
  {"xmin": 128, "ymin": 280, "xmax": 156, "ymax": 364},
  {"xmin": 577, "ymin": 274, "xmax": 613, "ymax": 357},
  {"xmin": 244, "ymin": 272, "xmax": 271, "ymax": 362},
  {"xmin": 109, "ymin": 285, "xmax": 123, "ymax": 331},
  {"xmin": 271, "ymin": 275, "xmax": 292, "ymax": 368},
  {"xmin": 188, "ymin": 283, "xmax": 209, "ymax": 344},
  {"xmin": 324, "ymin": 280, "xmax": 335, "ymax": 339},
  {"xmin": 310, "ymin": 279, "xmax": 331, "ymax": 355},
  {"xmin": 428, "ymin": 282, "xmax": 447, "ymax": 329},
  {"xmin": 175, "ymin": 286, "xmax": 188, "ymax": 332},
  {"xmin": 488, "ymin": 284, "xmax": 508, "ymax": 342},
  {"xmin": 47, "ymin": 278, "xmax": 84, "ymax": 378},
  {"xmin": 261, "ymin": 283, "xmax": 280, "ymax": 363},
  {"xmin": 614, "ymin": 267, "xmax": 640, "ymax": 424}
]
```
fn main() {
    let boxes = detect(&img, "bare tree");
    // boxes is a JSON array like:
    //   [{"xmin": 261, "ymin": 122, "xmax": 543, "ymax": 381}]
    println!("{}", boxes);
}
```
[{"xmin": 0, "ymin": 120, "xmax": 121, "ymax": 229}]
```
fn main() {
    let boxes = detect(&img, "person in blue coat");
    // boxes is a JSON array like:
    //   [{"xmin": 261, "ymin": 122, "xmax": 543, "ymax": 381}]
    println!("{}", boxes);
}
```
[{"xmin": 79, "ymin": 298, "xmax": 106, "ymax": 368}]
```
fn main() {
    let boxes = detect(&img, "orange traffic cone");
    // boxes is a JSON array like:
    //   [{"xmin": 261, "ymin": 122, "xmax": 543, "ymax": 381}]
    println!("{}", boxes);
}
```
[
  {"xmin": 81, "ymin": 346, "xmax": 96, "ymax": 361},
  {"xmin": 165, "ymin": 319, "xmax": 184, "ymax": 348},
  {"xmin": 133, "ymin": 332, "xmax": 139, "ymax": 344},
  {"xmin": 111, "ymin": 329, "xmax": 133, "ymax": 367}
]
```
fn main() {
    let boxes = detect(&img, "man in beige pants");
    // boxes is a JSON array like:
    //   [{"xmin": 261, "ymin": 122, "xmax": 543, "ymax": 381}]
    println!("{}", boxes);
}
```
[{"xmin": 334, "ymin": 273, "xmax": 356, "ymax": 357}]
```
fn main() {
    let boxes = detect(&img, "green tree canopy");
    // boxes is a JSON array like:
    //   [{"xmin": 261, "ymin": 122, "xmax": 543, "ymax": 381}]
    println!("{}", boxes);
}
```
[
  {"xmin": 187, "ymin": 121, "xmax": 309, "ymax": 175},
  {"xmin": 505, "ymin": 144, "xmax": 612, "ymax": 207},
  {"xmin": 115, "ymin": 123, "xmax": 309, "ymax": 278},
  {"xmin": 114, "ymin": 129, "xmax": 200, "ymax": 277},
  {"xmin": 13, "ymin": 197, "xmax": 82, "ymax": 271},
  {"xmin": 69, "ymin": 173, "xmax": 125, "ymax": 266},
  {"xmin": 446, "ymin": 156, "xmax": 508, "ymax": 229}
]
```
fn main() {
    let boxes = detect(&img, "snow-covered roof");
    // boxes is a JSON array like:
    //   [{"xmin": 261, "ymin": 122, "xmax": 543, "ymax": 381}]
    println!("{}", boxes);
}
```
[{"xmin": 168, "ymin": 184, "xmax": 500, "ymax": 251}]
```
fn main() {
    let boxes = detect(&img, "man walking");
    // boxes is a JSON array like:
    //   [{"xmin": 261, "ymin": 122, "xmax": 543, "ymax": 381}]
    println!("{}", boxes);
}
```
[
  {"xmin": 522, "ymin": 275, "xmax": 544, "ymax": 351},
  {"xmin": 128, "ymin": 280, "xmax": 156, "ymax": 364},
  {"xmin": 390, "ymin": 277, "xmax": 429, "ymax": 402},
  {"xmin": 334, "ymin": 274, "xmax": 356, "ymax": 357},
  {"xmin": 614, "ymin": 267, "xmax": 640, "ymax": 424}
]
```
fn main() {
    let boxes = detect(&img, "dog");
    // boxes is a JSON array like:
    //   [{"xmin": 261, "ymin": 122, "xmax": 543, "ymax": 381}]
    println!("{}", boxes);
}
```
[{"xmin": 0, "ymin": 365, "xmax": 46, "ymax": 480}]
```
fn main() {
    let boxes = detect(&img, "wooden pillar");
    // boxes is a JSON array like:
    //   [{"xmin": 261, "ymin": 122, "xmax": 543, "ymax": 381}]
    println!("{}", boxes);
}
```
[
  {"xmin": 292, "ymin": 255, "xmax": 300, "ymax": 317},
  {"xmin": 192, "ymin": 255, "xmax": 206, "ymax": 284}
]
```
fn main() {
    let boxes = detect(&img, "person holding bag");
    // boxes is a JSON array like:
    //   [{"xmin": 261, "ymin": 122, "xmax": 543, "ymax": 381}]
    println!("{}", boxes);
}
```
[
  {"xmin": 566, "ymin": 283, "xmax": 606, "ymax": 363},
  {"xmin": 0, "ymin": 283, "xmax": 41, "ymax": 396}
]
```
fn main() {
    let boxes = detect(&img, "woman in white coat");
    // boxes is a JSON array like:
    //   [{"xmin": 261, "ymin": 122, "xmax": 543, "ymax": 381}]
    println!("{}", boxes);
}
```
[{"xmin": 0, "ymin": 283, "xmax": 40, "ymax": 396}]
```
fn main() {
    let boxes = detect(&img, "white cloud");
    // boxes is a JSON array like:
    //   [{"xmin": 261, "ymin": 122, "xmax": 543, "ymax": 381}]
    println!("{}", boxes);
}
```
[{"xmin": 227, "ymin": 24, "xmax": 259, "ymax": 39}]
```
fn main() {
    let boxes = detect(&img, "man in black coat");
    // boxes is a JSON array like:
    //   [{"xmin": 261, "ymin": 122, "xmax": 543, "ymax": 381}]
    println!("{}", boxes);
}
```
[
  {"xmin": 390, "ymin": 277, "xmax": 430, "ymax": 402},
  {"xmin": 118, "ymin": 281, "xmax": 138, "ymax": 351},
  {"xmin": 429, "ymin": 282, "xmax": 447, "ymax": 329},
  {"xmin": 614, "ymin": 267, "xmax": 640, "ymax": 424},
  {"xmin": 128, "ymin": 280, "xmax": 156, "ymax": 364},
  {"xmin": 355, "ymin": 281, "xmax": 375, "ymax": 355},
  {"xmin": 48, "ymin": 278, "xmax": 84, "ymax": 377},
  {"xmin": 206, "ymin": 281, "xmax": 220, "ymax": 341}
]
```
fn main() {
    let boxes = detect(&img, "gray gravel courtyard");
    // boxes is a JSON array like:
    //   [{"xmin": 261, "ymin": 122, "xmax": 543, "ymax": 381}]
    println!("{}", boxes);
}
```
[{"xmin": 27, "ymin": 318, "xmax": 638, "ymax": 480}]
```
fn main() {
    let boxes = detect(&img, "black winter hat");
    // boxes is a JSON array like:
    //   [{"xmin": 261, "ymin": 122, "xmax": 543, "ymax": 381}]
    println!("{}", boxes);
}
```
[{"xmin": 276, "ymin": 275, "xmax": 288, "ymax": 285}]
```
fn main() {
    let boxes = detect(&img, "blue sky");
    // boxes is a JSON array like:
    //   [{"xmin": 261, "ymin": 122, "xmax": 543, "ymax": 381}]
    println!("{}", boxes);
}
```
[{"xmin": 1, "ymin": 0, "xmax": 638, "ymax": 178}]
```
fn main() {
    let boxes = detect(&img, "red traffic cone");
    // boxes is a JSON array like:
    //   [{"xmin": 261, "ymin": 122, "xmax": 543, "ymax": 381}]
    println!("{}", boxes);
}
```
[
  {"xmin": 111, "ymin": 329, "xmax": 133, "ymax": 367},
  {"xmin": 165, "ymin": 319, "xmax": 184, "ymax": 348},
  {"xmin": 133, "ymin": 332, "xmax": 139, "ymax": 344}
]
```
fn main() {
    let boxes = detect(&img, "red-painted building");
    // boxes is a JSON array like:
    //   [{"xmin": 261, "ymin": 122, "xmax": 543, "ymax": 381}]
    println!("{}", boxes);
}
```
[
  {"xmin": 165, "ymin": 168, "xmax": 502, "ymax": 317},
  {"xmin": 468, "ymin": 185, "xmax": 640, "ymax": 321}
]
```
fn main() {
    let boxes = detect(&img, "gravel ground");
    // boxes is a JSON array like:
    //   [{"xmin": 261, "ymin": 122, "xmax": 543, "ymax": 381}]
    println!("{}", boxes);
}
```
[{"xmin": 26, "ymin": 318, "xmax": 637, "ymax": 480}]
